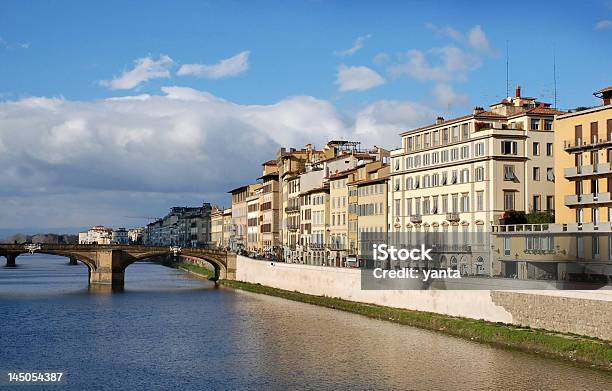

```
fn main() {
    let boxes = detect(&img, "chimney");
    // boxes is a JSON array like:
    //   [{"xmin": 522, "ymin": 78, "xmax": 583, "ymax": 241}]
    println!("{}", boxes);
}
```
[
  {"xmin": 436, "ymin": 116, "xmax": 444, "ymax": 124},
  {"xmin": 473, "ymin": 106, "xmax": 484, "ymax": 115},
  {"xmin": 515, "ymin": 85, "xmax": 521, "ymax": 98}
]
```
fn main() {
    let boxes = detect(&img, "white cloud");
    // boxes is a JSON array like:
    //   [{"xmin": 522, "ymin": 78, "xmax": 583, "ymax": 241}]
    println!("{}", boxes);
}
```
[
  {"xmin": 373, "ymin": 53, "xmax": 390, "ymax": 65},
  {"xmin": 177, "ymin": 51, "xmax": 250, "ymax": 79},
  {"xmin": 100, "ymin": 55, "xmax": 174, "ymax": 90},
  {"xmin": 388, "ymin": 46, "xmax": 481, "ymax": 82},
  {"xmin": 334, "ymin": 34, "xmax": 371, "ymax": 56},
  {"xmin": 0, "ymin": 87, "xmax": 438, "ymax": 228},
  {"xmin": 595, "ymin": 20, "xmax": 612, "ymax": 30},
  {"xmin": 335, "ymin": 65, "xmax": 386, "ymax": 92},
  {"xmin": 354, "ymin": 100, "xmax": 435, "ymax": 146},
  {"xmin": 466, "ymin": 26, "xmax": 491, "ymax": 52},
  {"xmin": 431, "ymin": 83, "xmax": 469, "ymax": 108}
]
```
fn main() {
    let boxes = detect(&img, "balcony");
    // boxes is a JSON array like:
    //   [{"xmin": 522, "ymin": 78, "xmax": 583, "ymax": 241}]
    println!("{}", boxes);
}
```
[
  {"xmin": 446, "ymin": 212, "xmax": 460, "ymax": 222},
  {"xmin": 564, "ymin": 163, "xmax": 612, "ymax": 179},
  {"xmin": 563, "ymin": 138, "xmax": 612, "ymax": 153},
  {"xmin": 565, "ymin": 192, "xmax": 612, "ymax": 207},
  {"xmin": 410, "ymin": 214, "xmax": 423, "ymax": 223},
  {"xmin": 285, "ymin": 205, "xmax": 300, "ymax": 213},
  {"xmin": 286, "ymin": 223, "xmax": 300, "ymax": 231}
]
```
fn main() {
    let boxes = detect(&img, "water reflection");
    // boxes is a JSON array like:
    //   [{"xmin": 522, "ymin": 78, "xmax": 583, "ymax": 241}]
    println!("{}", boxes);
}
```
[{"xmin": 0, "ymin": 255, "xmax": 609, "ymax": 390}]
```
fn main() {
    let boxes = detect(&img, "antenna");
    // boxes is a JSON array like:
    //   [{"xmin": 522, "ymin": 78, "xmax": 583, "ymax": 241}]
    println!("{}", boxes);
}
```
[
  {"xmin": 505, "ymin": 40, "xmax": 509, "ymax": 98},
  {"xmin": 553, "ymin": 44, "xmax": 557, "ymax": 109}
]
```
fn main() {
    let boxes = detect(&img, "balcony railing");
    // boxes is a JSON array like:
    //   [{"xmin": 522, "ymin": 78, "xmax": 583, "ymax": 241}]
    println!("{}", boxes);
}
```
[
  {"xmin": 410, "ymin": 214, "xmax": 423, "ymax": 223},
  {"xmin": 285, "ymin": 205, "xmax": 300, "ymax": 213},
  {"xmin": 286, "ymin": 224, "xmax": 300, "ymax": 231},
  {"xmin": 563, "ymin": 138, "xmax": 612, "ymax": 152},
  {"xmin": 446, "ymin": 212, "xmax": 460, "ymax": 222},
  {"xmin": 564, "ymin": 163, "xmax": 612, "ymax": 179},
  {"xmin": 565, "ymin": 192, "xmax": 612, "ymax": 206}
]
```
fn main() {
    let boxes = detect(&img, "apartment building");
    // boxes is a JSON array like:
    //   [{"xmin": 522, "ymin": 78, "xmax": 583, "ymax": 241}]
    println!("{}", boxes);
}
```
[
  {"xmin": 492, "ymin": 87, "xmax": 612, "ymax": 282},
  {"xmin": 258, "ymin": 160, "xmax": 281, "ymax": 255},
  {"xmin": 389, "ymin": 86, "xmax": 560, "ymax": 276},
  {"xmin": 306, "ymin": 185, "xmax": 330, "ymax": 265},
  {"xmin": 229, "ymin": 184, "xmax": 259, "ymax": 252},
  {"xmin": 143, "ymin": 204, "xmax": 212, "ymax": 247},
  {"xmin": 78, "ymin": 226, "xmax": 112, "ymax": 244},
  {"xmin": 348, "ymin": 162, "xmax": 389, "ymax": 267},
  {"xmin": 246, "ymin": 188, "xmax": 262, "ymax": 252},
  {"xmin": 211, "ymin": 206, "xmax": 224, "ymax": 248},
  {"xmin": 328, "ymin": 170, "xmax": 351, "ymax": 267},
  {"xmin": 222, "ymin": 208, "xmax": 233, "ymax": 249}
]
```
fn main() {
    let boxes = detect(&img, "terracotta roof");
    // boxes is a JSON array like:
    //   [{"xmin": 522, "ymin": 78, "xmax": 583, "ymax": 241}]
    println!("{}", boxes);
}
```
[
  {"xmin": 524, "ymin": 107, "xmax": 566, "ymax": 115},
  {"xmin": 399, "ymin": 111, "xmax": 504, "ymax": 136},
  {"xmin": 262, "ymin": 159, "xmax": 277, "ymax": 166},
  {"xmin": 594, "ymin": 86, "xmax": 612, "ymax": 95},
  {"xmin": 299, "ymin": 184, "xmax": 329, "ymax": 196},
  {"xmin": 326, "ymin": 167, "xmax": 358, "ymax": 179},
  {"xmin": 348, "ymin": 176, "xmax": 388, "ymax": 186}
]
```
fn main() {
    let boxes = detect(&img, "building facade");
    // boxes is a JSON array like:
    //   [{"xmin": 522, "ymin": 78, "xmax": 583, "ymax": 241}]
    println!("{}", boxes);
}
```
[{"xmin": 388, "ymin": 87, "xmax": 560, "ymax": 276}]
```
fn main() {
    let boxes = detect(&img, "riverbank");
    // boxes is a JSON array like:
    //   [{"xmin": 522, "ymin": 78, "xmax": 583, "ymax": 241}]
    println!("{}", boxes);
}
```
[
  {"xmin": 220, "ymin": 279, "xmax": 612, "ymax": 371},
  {"xmin": 163, "ymin": 259, "xmax": 215, "ymax": 280}
]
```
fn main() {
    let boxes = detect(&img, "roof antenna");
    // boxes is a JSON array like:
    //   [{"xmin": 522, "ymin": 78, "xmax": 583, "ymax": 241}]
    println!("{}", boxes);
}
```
[
  {"xmin": 553, "ymin": 44, "xmax": 558, "ymax": 109},
  {"xmin": 505, "ymin": 40, "xmax": 509, "ymax": 98}
]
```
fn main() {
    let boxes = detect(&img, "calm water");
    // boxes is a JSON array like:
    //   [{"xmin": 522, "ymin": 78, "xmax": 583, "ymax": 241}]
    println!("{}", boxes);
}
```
[{"xmin": 0, "ymin": 255, "xmax": 610, "ymax": 391}]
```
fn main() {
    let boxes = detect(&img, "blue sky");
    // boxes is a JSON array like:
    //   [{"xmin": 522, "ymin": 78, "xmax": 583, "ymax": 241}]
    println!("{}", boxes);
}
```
[{"xmin": 0, "ymin": 0, "xmax": 611, "ymax": 233}]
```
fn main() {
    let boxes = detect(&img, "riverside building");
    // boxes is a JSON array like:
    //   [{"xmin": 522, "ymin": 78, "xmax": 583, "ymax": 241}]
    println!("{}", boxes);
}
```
[{"xmin": 389, "ymin": 86, "xmax": 561, "ymax": 276}]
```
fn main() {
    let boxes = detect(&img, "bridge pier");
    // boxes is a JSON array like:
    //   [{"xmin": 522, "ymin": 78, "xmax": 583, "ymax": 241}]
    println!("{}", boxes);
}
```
[
  {"xmin": 89, "ymin": 250, "xmax": 125, "ymax": 289},
  {"xmin": 5, "ymin": 253, "xmax": 17, "ymax": 267},
  {"xmin": 68, "ymin": 256, "xmax": 78, "ymax": 265}
]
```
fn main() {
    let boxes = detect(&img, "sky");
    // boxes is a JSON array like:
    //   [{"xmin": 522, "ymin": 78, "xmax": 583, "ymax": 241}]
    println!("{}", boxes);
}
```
[{"xmin": 0, "ymin": 0, "xmax": 611, "ymax": 234}]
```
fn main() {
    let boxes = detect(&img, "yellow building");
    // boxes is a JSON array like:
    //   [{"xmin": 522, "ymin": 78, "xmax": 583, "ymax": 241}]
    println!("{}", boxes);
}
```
[
  {"xmin": 349, "ymin": 163, "xmax": 389, "ymax": 267},
  {"xmin": 258, "ymin": 160, "xmax": 281, "ymax": 256},
  {"xmin": 492, "ymin": 86, "xmax": 612, "ymax": 282}
]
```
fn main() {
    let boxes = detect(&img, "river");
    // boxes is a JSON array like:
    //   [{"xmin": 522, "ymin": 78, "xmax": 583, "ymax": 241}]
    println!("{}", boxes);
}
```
[{"xmin": 0, "ymin": 255, "xmax": 609, "ymax": 390}]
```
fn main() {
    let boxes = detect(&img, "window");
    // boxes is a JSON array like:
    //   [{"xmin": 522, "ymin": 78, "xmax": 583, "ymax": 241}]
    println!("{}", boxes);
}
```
[
  {"xmin": 462, "ymin": 123, "xmax": 469, "ymax": 140},
  {"xmin": 504, "ymin": 191, "xmax": 515, "ymax": 210},
  {"xmin": 544, "ymin": 120, "xmax": 553, "ymax": 130},
  {"xmin": 442, "ymin": 195, "xmax": 448, "ymax": 213},
  {"xmin": 533, "ymin": 142, "xmax": 540, "ymax": 156},
  {"xmin": 433, "ymin": 130, "xmax": 440, "ymax": 146},
  {"xmin": 452, "ymin": 194, "xmax": 458, "ymax": 213},
  {"xmin": 592, "ymin": 207, "xmax": 600, "ymax": 226},
  {"xmin": 451, "ymin": 148, "xmax": 459, "ymax": 161},
  {"xmin": 394, "ymin": 158, "xmax": 400, "ymax": 171},
  {"xmin": 476, "ymin": 191, "xmax": 484, "ymax": 211},
  {"xmin": 593, "ymin": 235, "xmax": 600, "ymax": 257},
  {"xmin": 394, "ymin": 179, "xmax": 400, "ymax": 191},
  {"xmin": 546, "ymin": 143, "xmax": 553, "ymax": 156},
  {"xmin": 407, "ymin": 137, "xmax": 413, "ymax": 151},
  {"xmin": 530, "ymin": 118, "xmax": 540, "ymax": 130},
  {"xmin": 533, "ymin": 167, "xmax": 540, "ymax": 181},
  {"xmin": 461, "ymin": 145, "xmax": 469, "ymax": 159},
  {"xmin": 504, "ymin": 165, "xmax": 516, "ymax": 181},
  {"xmin": 576, "ymin": 208, "xmax": 584, "ymax": 223},
  {"xmin": 546, "ymin": 196, "xmax": 554, "ymax": 211},
  {"xmin": 532, "ymin": 195, "xmax": 541, "ymax": 211},
  {"xmin": 503, "ymin": 237, "xmax": 511, "ymax": 256},
  {"xmin": 423, "ymin": 153, "xmax": 430, "ymax": 166},
  {"xmin": 501, "ymin": 140, "xmax": 518, "ymax": 155},
  {"xmin": 547, "ymin": 168, "xmax": 555, "ymax": 182},
  {"xmin": 406, "ymin": 177, "xmax": 413, "ymax": 190},
  {"xmin": 460, "ymin": 193, "xmax": 470, "ymax": 212},
  {"xmin": 394, "ymin": 199, "xmax": 401, "ymax": 216},
  {"xmin": 452, "ymin": 126, "xmax": 459, "ymax": 142},
  {"xmin": 432, "ymin": 173, "xmax": 439, "ymax": 186},
  {"xmin": 475, "ymin": 167, "xmax": 484, "ymax": 182},
  {"xmin": 441, "ymin": 150, "xmax": 449, "ymax": 162},
  {"xmin": 442, "ymin": 128, "xmax": 449, "ymax": 144},
  {"xmin": 432, "ymin": 152, "xmax": 439, "ymax": 164},
  {"xmin": 475, "ymin": 142, "xmax": 484, "ymax": 157},
  {"xmin": 424, "ymin": 133, "xmax": 431, "ymax": 148},
  {"xmin": 405, "ymin": 199, "xmax": 412, "ymax": 216},
  {"xmin": 460, "ymin": 169, "xmax": 469, "ymax": 183}
]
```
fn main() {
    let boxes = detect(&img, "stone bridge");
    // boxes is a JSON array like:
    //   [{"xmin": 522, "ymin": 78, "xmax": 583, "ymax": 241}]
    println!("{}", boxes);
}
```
[{"xmin": 0, "ymin": 244, "xmax": 236, "ymax": 289}]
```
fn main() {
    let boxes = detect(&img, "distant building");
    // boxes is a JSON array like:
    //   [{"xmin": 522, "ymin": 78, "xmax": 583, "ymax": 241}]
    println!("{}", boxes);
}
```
[
  {"xmin": 143, "ymin": 203, "xmax": 212, "ymax": 248},
  {"xmin": 79, "ymin": 226, "xmax": 113, "ymax": 244},
  {"xmin": 128, "ymin": 228, "xmax": 144, "ymax": 244},
  {"xmin": 112, "ymin": 228, "xmax": 128, "ymax": 245}
]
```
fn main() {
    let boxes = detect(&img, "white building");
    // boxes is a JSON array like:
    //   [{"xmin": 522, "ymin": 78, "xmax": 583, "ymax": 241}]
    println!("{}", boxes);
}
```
[
  {"xmin": 112, "ymin": 228, "xmax": 129, "ymax": 245},
  {"xmin": 78, "ymin": 226, "xmax": 113, "ymax": 244}
]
